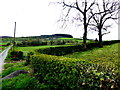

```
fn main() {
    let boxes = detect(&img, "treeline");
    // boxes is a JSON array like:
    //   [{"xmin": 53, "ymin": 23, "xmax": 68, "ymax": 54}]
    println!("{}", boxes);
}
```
[{"xmin": 16, "ymin": 39, "xmax": 79, "ymax": 46}]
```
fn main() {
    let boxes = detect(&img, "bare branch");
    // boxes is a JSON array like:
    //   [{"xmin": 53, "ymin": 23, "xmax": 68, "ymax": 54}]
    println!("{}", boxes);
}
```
[
  {"xmin": 86, "ymin": 1, "xmax": 95, "ymax": 11},
  {"xmin": 102, "ymin": 31, "xmax": 110, "ymax": 36},
  {"xmin": 76, "ymin": 0, "xmax": 84, "ymax": 14},
  {"xmin": 62, "ymin": 1, "xmax": 77, "ymax": 9}
]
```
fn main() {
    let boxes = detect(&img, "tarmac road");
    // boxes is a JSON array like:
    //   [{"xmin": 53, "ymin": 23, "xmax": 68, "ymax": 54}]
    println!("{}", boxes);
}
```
[{"xmin": 0, "ymin": 45, "xmax": 12, "ymax": 74}]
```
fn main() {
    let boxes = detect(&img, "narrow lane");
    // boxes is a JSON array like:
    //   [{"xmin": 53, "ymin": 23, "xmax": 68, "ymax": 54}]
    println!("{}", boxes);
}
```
[{"xmin": 0, "ymin": 45, "xmax": 12, "ymax": 74}]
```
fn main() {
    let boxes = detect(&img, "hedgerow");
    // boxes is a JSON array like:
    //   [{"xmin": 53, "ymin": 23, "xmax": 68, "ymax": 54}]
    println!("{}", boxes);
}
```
[
  {"xmin": 36, "ymin": 40, "xmax": 120, "ymax": 56},
  {"xmin": 10, "ymin": 51, "xmax": 24, "ymax": 60},
  {"xmin": 36, "ymin": 45, "xmax": 83, "ymax": 56},
  {"xmin": 30, "ymin": 54, "xmax": 120, "ymax": 89}
]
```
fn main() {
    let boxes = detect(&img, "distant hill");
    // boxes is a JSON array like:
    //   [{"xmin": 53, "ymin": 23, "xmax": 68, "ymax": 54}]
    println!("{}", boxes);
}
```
[
  {"xmin": 0, "ymin": 36, "xmax": 12, "ymax": 38},
  {"xmin": 0, "ymin": 34, "xmax": 73, "ymax": 39},
  {"xmin": 53, "ymin": 34, "xmax": 73, "ymax": 38},
  {"xmin": 25, "ymin": 34, "xmax": 73, "ymax": 39}
]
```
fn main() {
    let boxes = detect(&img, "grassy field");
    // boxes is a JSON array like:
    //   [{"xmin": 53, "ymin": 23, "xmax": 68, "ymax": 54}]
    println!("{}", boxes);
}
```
[
  {"xmin": 58, "ymin": 38, "xmax": 92, "ymax": 43},
  {"xmin": 0, "ymin": 42, "xmax": 7, "ymax": 45},
  {"xmin": 15, "ymin": 44, "xmax": 73, "ymax": 55},
  {"xmin": 65, "ymin": 43, "xmax": 120, "ymax": 67},
  {"xmin": 0, "ymin": 45, "xmax": 9, "ymax": 53}
]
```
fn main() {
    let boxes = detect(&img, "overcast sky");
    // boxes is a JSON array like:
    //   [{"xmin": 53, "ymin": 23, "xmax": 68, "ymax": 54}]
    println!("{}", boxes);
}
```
[{"xmin": 0, "ymin": 0, "xmax": 118, "ymax": 40}]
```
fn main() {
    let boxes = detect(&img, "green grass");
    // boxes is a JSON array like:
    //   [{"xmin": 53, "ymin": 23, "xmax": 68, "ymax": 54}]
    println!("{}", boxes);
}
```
[
  {"xmin": 0, "ymin": 43, "xmax": 7, "ymax": 52},
  {"xmin": 15, "ymin": 44, "xmax": 73, "ymax": 55},
  {"xmin": 65, "ymin": 43, "xmax": 119, "ymax": 67},
  {"xmin": 58, "ymin": 38, "xmax": 91, "ymax": 43},
  {"xmin": 0, "ymin": 46, "xmax": 9, "ymax": 53},
  {"xmin": 0, "ymin": 42, "xmax": 7, "ymax": 45},
  {"xmin": 2, "ymin": 61, "xmax": 31, "ymax": 78},
  {"xmin": 2, "ymin": 74, "xmax": 37, "ymax": 90}
]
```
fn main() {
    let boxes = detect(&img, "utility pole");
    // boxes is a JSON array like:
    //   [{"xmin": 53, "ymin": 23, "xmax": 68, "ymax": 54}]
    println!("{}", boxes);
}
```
[{"xmin": 13, "ymin": 22, "xmax": 16, "ymax": 51}]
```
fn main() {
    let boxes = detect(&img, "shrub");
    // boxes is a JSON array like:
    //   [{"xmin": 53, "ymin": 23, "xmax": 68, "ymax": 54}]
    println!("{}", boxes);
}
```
[
  {"xmin": 10, "ymin": 51, "xmax": 24, "ymax": 60},
  {"xmin": 26, "ymin": 52, "xmax": 34, "ymax": 65},
  {"xmin": 30, "ymin": 54, "xmax": 120, "ymax": 89},
  {"xmin": 6, "ymin": 43, "xmax": 11, "ymax": 46},
  {"xmin": 36, "ymin": 40, "xmax": 120, "ymax": 56},
  {"xmin": 36, "ymin": 45, "xmax": 83, "ymax": 56}
]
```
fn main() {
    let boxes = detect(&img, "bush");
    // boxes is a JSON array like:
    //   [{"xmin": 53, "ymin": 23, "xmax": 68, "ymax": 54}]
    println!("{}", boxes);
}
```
[
  {"xmin": 36, "ymin": 45, "xmax": 83, "ymax": 56},
  {"xmin": 26, "ymin": 52, "xmax": 34, "ymax": 65},
  {"xmin": 36, "ymin": 40, "xmax": 120, "ymax": 56},
  {"xmin": 10, "ymin": 51, "xmax": 24, "ymax": 60},
  {"xmin": 30, "ymin": 54, "xmax": 120, "ymax": 89},
  {"xmin": 6, "ymin": 43, "xmax": 11, "ymax": 46}
]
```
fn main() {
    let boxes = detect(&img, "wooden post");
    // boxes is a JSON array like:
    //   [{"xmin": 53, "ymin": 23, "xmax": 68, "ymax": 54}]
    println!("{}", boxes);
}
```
[{"xmin": 13, "ymin": 22, "xmax": 16, "ymax": 51}]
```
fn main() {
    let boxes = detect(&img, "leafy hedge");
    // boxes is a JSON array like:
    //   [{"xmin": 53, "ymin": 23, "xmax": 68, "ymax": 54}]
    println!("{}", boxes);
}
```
[
  {"xmin": 36, "ymin": 45, "xmax": 83, "ymax": 56},
  {"xmin": 36, "ymin": 40, "xmax": 120, "ymax": 56},
  {"xmin": 30, "ymin": 54, "xmax": 120, "ymax": 89},
  {"xmin": 10, "ymin": 51, "xmax": 24, "ymax": 60}
]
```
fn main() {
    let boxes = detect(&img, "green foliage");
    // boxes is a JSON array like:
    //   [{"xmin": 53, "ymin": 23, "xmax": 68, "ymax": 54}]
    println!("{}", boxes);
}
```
[
  {"xmin": 16, "ymin": 39, "xmax": 67, "ymax": 46},
  {"xmin": 25, "ymin": 52, "xmax": 34, "ymax": 65},
  {"xmin": 10, "ymin": 51, "xmax": 24, "ymax": 60},
  {"xmin": 15, "ymin": 44, "xmax": 73, "ymax": 56},
  {"xmin": 36, "ymin": 40, "xmax": 120, "ymax": 56},
  {"xmin": 36, "ymin": 45, "xmax": 83, "ymax": 56},
  {"xmin": 35, "ymin": 42, "xmax": 100, "ymax": 56},
  {"xmin": 6, "ymin": 43, "xmax": 11, "ymax": 46},
  {"xmin": 2, "ymin": 74, "xmax": 37, "ymax": 90},
  {"xmin": 30, "ymin": 54, "xmax": 120, "ymax": 89},
  {"xmin": 4, "ymin": 63, "xmax": 15, "ymax": 69},
  {"xmin": 16, "ymin": 37, "xmax": 86, "ymax": 47}
]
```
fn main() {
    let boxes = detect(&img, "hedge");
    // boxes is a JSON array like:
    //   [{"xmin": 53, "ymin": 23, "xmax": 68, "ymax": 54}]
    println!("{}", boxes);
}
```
[
  {"xmin": 36, "ymin": 40, "xmax": 120, "ymax": 56},
  {"xmin": 36, "ymin": 45, "xmax": 83, "ymax": 56},
  {"xmin": 10, "ymin": 51, "xmax": 24, "ymax": 60},
  {"xmin": 30, "ymin": 54, "xmax": 120, "ymax": 89}
]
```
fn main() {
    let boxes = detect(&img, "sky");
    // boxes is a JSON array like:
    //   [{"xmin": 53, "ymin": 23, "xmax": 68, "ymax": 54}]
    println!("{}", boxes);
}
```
[{"xmin": 0, "ymin": 0, "xmax": 118, "ymax": 40}]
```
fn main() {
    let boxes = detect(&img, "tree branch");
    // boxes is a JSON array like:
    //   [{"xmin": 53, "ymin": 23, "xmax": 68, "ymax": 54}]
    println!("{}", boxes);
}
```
[
  {"xmin": 86, "ymin": 1, "xmax": 95, "ymax": 12},
  {"xmin": 102, "ymin": 31, "xmax": 110, "ymax": 36}
]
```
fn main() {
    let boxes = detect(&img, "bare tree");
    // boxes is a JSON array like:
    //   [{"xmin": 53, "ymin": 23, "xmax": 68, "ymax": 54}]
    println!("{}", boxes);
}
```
[
  {"xmin": 58, "ymin": 0, "xmax": 96, "ymax": 49},
  {"xmin": 90, "ymin": 0, "xmax": 119, "ymax": 47}
]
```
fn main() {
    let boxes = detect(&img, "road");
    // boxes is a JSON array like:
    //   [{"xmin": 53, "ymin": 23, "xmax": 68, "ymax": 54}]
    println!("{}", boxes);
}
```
[{"xmin": 0, "ymin": 45, "xmax": 12, "ymax": 74}]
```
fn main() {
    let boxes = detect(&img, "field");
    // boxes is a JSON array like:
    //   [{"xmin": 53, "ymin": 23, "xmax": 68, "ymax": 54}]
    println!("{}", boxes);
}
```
[
  {"xmin": 65, "ymin": 43, "xmax": 120, "ymax": 67},
  {"xmin": 1, "ymin": 37, "xmax": 120, "ymax": 89},
  {"xmin": 15, "ymin": 44, "xmax": 74, "ymax": 55},
  {"xmin": 0, "ymin": 42, "xmax": 9, "ymax": 52}
]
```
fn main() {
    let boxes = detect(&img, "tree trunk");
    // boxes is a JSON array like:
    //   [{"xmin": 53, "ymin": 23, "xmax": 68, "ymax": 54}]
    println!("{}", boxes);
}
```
[
  {"xmin": 98, "ymin": 29, "xmax": 103, "ymax": 48},
  {"xmin": 83, "ymin": 29, "xmax": 87, "ymax": 49},
  {"xmin": 83, "ymin": 13, "xmax": 87, "ymax": 49}
]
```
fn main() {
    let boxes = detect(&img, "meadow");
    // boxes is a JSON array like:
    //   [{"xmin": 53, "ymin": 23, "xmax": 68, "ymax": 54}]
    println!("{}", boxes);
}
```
[
  {"xmin": 15, "ymin": 44, "xmax": 73, "ymax": 55},
  {"xmin": 65, "ymin": 43, "xmax": 120, "ymax": 67},
  {"xmin": 0, "ymin": 42, "xmax": 9, "ymax": 52}
]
